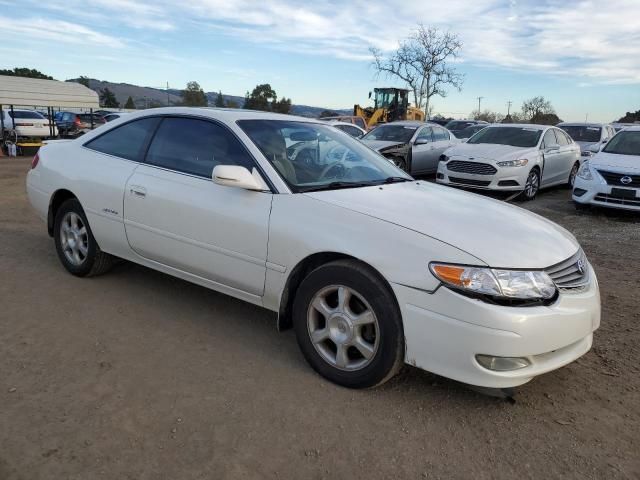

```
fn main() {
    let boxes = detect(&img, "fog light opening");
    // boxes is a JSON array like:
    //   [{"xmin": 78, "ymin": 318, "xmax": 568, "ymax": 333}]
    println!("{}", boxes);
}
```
[{"xmin": 475, "ymin": 354, "xmax": 531, "ymax": 372}]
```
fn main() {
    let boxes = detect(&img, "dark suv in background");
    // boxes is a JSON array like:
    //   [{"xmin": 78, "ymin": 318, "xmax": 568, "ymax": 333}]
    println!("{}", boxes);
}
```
[{"xmin": 54, "ymin": 112, "xmax": 106, "ymax": 138}]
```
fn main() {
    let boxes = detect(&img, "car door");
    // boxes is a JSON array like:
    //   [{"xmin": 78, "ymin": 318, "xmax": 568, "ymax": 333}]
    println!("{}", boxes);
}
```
[
  {"xmin": 410, "ymin": 126, "xmax": 435, "ymax": 174},
  {"xmin": 430, "ymin": 126, "xmax": 455, "ymax": 170},
  {"xmin": 553, "ymin": 129, "xmax": 577, "ymax": 182},
  {"xmin": 123, "ymin": 116, "xmax": 273, "ymax": 298},
  {"xmin": 540, "ymin": 129, "xmax": 565, "ymax": 186}
]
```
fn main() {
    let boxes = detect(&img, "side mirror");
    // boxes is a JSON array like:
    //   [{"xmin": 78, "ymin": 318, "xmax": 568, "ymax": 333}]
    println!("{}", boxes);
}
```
[
  {"xmin": 588, "ymin": 144, "xmax": 601, "ymax": 153},
  {"xmin": 414, "ymin": 138, "xmax": 429, "ymax": 146},
  {"xmin": 212, "ymin": 165, "xmax": 266, "ymax": 191}
]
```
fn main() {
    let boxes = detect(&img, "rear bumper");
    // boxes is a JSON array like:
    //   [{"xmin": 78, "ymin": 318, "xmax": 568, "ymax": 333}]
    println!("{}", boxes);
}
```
[{"xmin": 392, "ymin": 265, "xmax": 600, "ymax": 388}]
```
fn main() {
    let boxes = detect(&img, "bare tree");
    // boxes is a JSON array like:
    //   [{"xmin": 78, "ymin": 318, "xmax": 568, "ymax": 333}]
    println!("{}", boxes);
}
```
[
  {"xmin": 472, "ymin": 110, "xmax": 505, "ymax": 123},
  {"xmin": 521, "ymin": 96, "xmax": 554, "ymax": 120},
  {"xmin": 371, "ymin": 25, "xmax": 464, "ymax": 117}
]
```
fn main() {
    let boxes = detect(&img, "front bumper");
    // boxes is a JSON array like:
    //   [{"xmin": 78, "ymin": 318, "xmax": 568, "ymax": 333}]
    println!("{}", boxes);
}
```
[
  {"xmin": 392, "ymin": 265, "xmax": 600, "ymax": 388},
  {"xmin": 436, "ymin": 162, "xmax": 527, "ymax": 191},
  {"xmin": 573, "ymin": 175, "xmax": 640, "ymax": 211}
]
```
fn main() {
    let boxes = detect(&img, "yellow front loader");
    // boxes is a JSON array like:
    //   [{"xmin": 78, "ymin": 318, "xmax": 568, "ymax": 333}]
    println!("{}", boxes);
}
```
[{"xmin": 354, "ymin": 88, "xmax": 425, "ymax": 129}]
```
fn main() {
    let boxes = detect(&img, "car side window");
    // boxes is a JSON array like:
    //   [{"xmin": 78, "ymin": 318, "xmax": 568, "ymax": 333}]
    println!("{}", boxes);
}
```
[
  {"xmin": 336, "ymin": 125, "xmax": 362, "ymax": 137},
  {"xmin": 85, "ymin": 117, "xmax": 161, "ymax": 161},
  {"xmin": 542, "ymin": 130, "xmax": 557, "ymax": 149},
  {"xmin": 432, "ymin": 127, "xmax": 449, "ymax": 141},
  {"xmin": 553, "ymin": 129, "xmax": 569, "ymax": 146},
  {"xmin": 145, "ymin": 117, "xmax": 255, "ymax": 177},
  {"xmin": 416, "ymin": 127, "xmax": 433, "ymax": 143}
]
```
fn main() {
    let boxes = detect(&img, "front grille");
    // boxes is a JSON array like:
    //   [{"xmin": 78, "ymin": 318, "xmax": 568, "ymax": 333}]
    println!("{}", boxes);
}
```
[
  {"xmin": 448, "ymin": 176, "xmax": 491, "ymax": 187},
  {"xmin": 447, "ymin": 160, "xmax": 497, "ymax": 175},
  {"xmin": 545, "ymin": 250, "xmax": 589, "ymax": 292},
  {"xmin": 597, "ymin": 170, "xmax": 640, "ymax": 188},
  {"xmin": 594, "ymin": 193, "xmax": 640, "ymax": 207}
]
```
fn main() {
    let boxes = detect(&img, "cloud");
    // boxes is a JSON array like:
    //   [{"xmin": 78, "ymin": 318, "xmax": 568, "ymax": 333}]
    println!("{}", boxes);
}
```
[
  {"xmin": 183, "ymin": 0, "xmax": 640, "ymax": 84},
  {"xmin": 0, "ymin": 16, "xmax": 124, "ymax": 47}
]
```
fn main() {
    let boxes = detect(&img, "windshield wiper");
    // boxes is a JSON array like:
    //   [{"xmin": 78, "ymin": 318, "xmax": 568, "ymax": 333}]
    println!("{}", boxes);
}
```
[
  {"xmin": 299, "ymin": 181, "xmax": 377, "ymax": 193},
  {"xmin": 380, "ymin": 176, "xmax": 412, "ymax": 184}
]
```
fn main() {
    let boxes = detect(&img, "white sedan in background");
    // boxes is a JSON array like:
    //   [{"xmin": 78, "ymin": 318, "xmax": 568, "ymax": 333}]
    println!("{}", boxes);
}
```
[
  {"xmin": 558, "ymin": 122, "xmax": 616, "ymax": 163},
  {"xmin": 2, "ymin": 109, "xmax": 57, "ymax": 138},
  {"xmin": 326, "ymin": 120, "xmax": 367, "ymax": 138},
  {"xmin": 573, "ymin": 126, "xmax": 640, "ymax": 211},
  {"xmin": 26, "ymin": 108, "xmax": 600, "ymax": 392},
  {"xmin": 437, "ymin": 124, "xmax": 581, "ymax": 199}
]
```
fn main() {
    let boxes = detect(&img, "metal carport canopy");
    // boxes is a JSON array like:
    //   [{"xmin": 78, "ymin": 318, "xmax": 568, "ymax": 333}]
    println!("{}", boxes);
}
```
[{"xmin": 0, "ymin": 75, "xmax": 99, "ymax": 108}]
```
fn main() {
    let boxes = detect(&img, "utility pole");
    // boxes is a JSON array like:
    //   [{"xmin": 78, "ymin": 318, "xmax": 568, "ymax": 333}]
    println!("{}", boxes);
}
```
[
  {"xmin": 585, "ymin": 113, "xmax": 589, "ymax": 123},
  {"xmin": 507, "ymin": 100, "xmax": 512, "ymax": 116},
  {"xmin": 477, "ymin": 96, "xmax": 484, "ymax": 116},
  {"xmin": 166, "ymin": 82, "xmax": 170, "ymax": 106}
]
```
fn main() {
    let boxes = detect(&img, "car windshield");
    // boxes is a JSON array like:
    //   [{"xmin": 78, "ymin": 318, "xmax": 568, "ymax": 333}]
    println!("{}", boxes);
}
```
[
  {"xmin": 361, "ymin": 124, "xmax": 417, "ymax": 143},
  {"xmin": 8, "ymin": 110, "xmax": 45, "ymax": 119},
  {"xmin": 445, "ymin": 121, "xmax": 474, "ymax": 131},
  {"xmin": 560, "ymin": 126, "xmax": 601, "ymax": 143},
  {"xmin": 467, "ymin": 126, "xmax": 542, "ymax": 148},
  {"xmin": 602, "ymin": 131, "xmax": 640, "ymax": 156},
  {"xmin": 238, "ymin": 120, "xmax": 411, "ymax": 192},
  {"xmin": 458, "ymin": 126, "xmax": 485, "ymax": 138}
]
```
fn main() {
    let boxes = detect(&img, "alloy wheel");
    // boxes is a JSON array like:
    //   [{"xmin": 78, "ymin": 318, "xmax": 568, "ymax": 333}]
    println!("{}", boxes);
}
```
[
  {"xmin": 569, "ymin": 163, "xmax": 579, "ymax": 187},
  {"xmin": 59, "ymin": 212, "xmax": 89, "ymax": 266},
  {"xmin": 307, "ymin": 285, "xmax": 380, "ymax": 371},
  {"xmin": 524, "ymin": 170, "xmax": 539, "ymax": 199}
]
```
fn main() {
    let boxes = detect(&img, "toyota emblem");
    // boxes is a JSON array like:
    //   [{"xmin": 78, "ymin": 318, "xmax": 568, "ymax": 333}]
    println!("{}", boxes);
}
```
[
  {"xmin": 620, "ymin": 176, "xmax": 632, "ymax": 185},
  {"xmin": 577, "ymin": 257, "xmax": 586, "ymax": 275}
]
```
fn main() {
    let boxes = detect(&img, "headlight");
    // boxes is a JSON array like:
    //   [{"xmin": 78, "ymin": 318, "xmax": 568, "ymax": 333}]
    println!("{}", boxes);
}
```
[
  {"xmin": 430, "ymin": 263, "xmax": 557, "ymax": 301},
  {"xmin": 497, "ymin": 158, "xmax": 528, "ymax": 167},
  {"xmin": 581, "ymin": 151, "xmax": 592, "ymax": 157},
  {"xmin": 577, "ymin": 161, "xmax": 593, "ymax": 180}
]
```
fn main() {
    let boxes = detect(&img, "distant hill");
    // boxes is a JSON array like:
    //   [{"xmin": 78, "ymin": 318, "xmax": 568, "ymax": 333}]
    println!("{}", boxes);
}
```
[{"xmin": 66, "ymin": 78, "xmax": 350, "ymax": 117}]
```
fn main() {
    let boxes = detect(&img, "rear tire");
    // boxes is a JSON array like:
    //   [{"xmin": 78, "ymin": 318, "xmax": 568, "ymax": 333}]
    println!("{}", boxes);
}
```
[
  {"xmin": 293, "ymin": 260, "xmax": 404, "ymax": 389},
  {"xmin": 53, "ymin": 198, "xmax": 115, "ymax": 277},
  {"xmin": 568, "ymin": 162, "xmax": 580, "ymax": 187}
]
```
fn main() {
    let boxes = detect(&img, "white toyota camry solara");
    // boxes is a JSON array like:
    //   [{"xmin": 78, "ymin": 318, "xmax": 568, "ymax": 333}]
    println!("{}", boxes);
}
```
[{"xmin": 26, "ymin": 108, "xmax": 601, "ymax": 391}]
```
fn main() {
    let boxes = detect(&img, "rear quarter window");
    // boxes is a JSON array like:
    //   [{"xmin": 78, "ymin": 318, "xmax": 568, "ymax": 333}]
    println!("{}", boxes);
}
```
[{"xmin": 84, "ymin": 117, "xmax": 161, "ymax": 161}]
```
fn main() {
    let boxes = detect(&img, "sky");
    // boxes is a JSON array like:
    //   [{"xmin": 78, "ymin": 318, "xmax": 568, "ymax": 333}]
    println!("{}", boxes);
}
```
[{"xmin": 4, "ymin": 0, "xmax": 640, "ymax": 122}]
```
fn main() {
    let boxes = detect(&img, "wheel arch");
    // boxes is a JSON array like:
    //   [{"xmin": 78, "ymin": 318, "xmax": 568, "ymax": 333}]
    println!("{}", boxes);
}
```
[
  {"xmin": 48, "ymin": 188, "xmax": 78, "ymax": 236},
  {"xmin": 277, "ymin": 251, "xmax": 398, "ymax": 331}
]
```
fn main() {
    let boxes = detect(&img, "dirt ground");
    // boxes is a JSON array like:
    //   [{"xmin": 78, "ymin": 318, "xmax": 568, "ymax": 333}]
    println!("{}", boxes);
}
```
[{"xmin": 1, "ymin": 156, "xmax": 639, "ymax": 480}]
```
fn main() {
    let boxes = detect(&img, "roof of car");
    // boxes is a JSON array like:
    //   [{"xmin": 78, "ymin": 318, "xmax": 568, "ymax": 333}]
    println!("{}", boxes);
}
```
[
  {"xmin": 485, "ymin": 123, "xmax": 549, "ymax": 130},
  {"xmin": 557, "ymin": 122, "xmax": 609, "ymax": 127},
  {"xmin": 621, "ymin": 125, "xmax": 640, "ymax": 131},
  {"xmin": 380, "ymin": 120, "xmax": 427, "ymax": 127},
  {"xmin": 120, "ymin": 106, "xmax": 323, "ymax": 124}
]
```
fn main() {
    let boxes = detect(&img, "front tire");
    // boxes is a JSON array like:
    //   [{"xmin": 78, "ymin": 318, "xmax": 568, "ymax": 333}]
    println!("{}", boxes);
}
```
[
  {"xmin": 53, "ymin": 198, "xmax": 115, "ymax": 277},
  {"xmin": 293, "ymin": 260, "xmax": 404, "ymax": 389},
  {"xmin": 521, "ymin": 168, "xmax": 540, "ymax": 201}
]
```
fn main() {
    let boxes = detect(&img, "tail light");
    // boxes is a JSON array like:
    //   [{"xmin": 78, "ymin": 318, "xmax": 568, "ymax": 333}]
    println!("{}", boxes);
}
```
[
  {"xmin": 31, "ymin": 152, "xmax": 40, "ymax": 169},
  {"xmin": 74, "ymin": 116, "xmax": 82, "ymax": 126}
]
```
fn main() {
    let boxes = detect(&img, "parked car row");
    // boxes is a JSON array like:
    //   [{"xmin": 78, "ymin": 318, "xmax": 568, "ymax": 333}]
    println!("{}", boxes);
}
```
[{"xmin": 1, "ymin": 109, "xmax": 130, "ymax": 141}]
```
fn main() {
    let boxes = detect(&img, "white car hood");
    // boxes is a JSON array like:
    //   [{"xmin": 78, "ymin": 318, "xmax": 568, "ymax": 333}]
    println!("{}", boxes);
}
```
[
  {"xmin": 590, "ymin": 152, "xmax": 640, "ymax": 173},
  {"xmin": 446, "ymin": 142, "xmax": 536, "ymax": 162},
  {"xmin": 305, "ymin": 182, "xmax": 578, "ymax": 269}
]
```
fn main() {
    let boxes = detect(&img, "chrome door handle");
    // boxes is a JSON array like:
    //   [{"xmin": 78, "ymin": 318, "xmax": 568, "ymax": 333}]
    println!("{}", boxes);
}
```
[{"xmin": 129, "ymin": 185, "xmax": 146, "ymax": 198}]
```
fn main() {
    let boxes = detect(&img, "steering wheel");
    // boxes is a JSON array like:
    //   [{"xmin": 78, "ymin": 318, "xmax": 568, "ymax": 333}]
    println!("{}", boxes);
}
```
[{"xmin": 319, "ymin": 161, "xmax": 347, "ymax": 180}]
